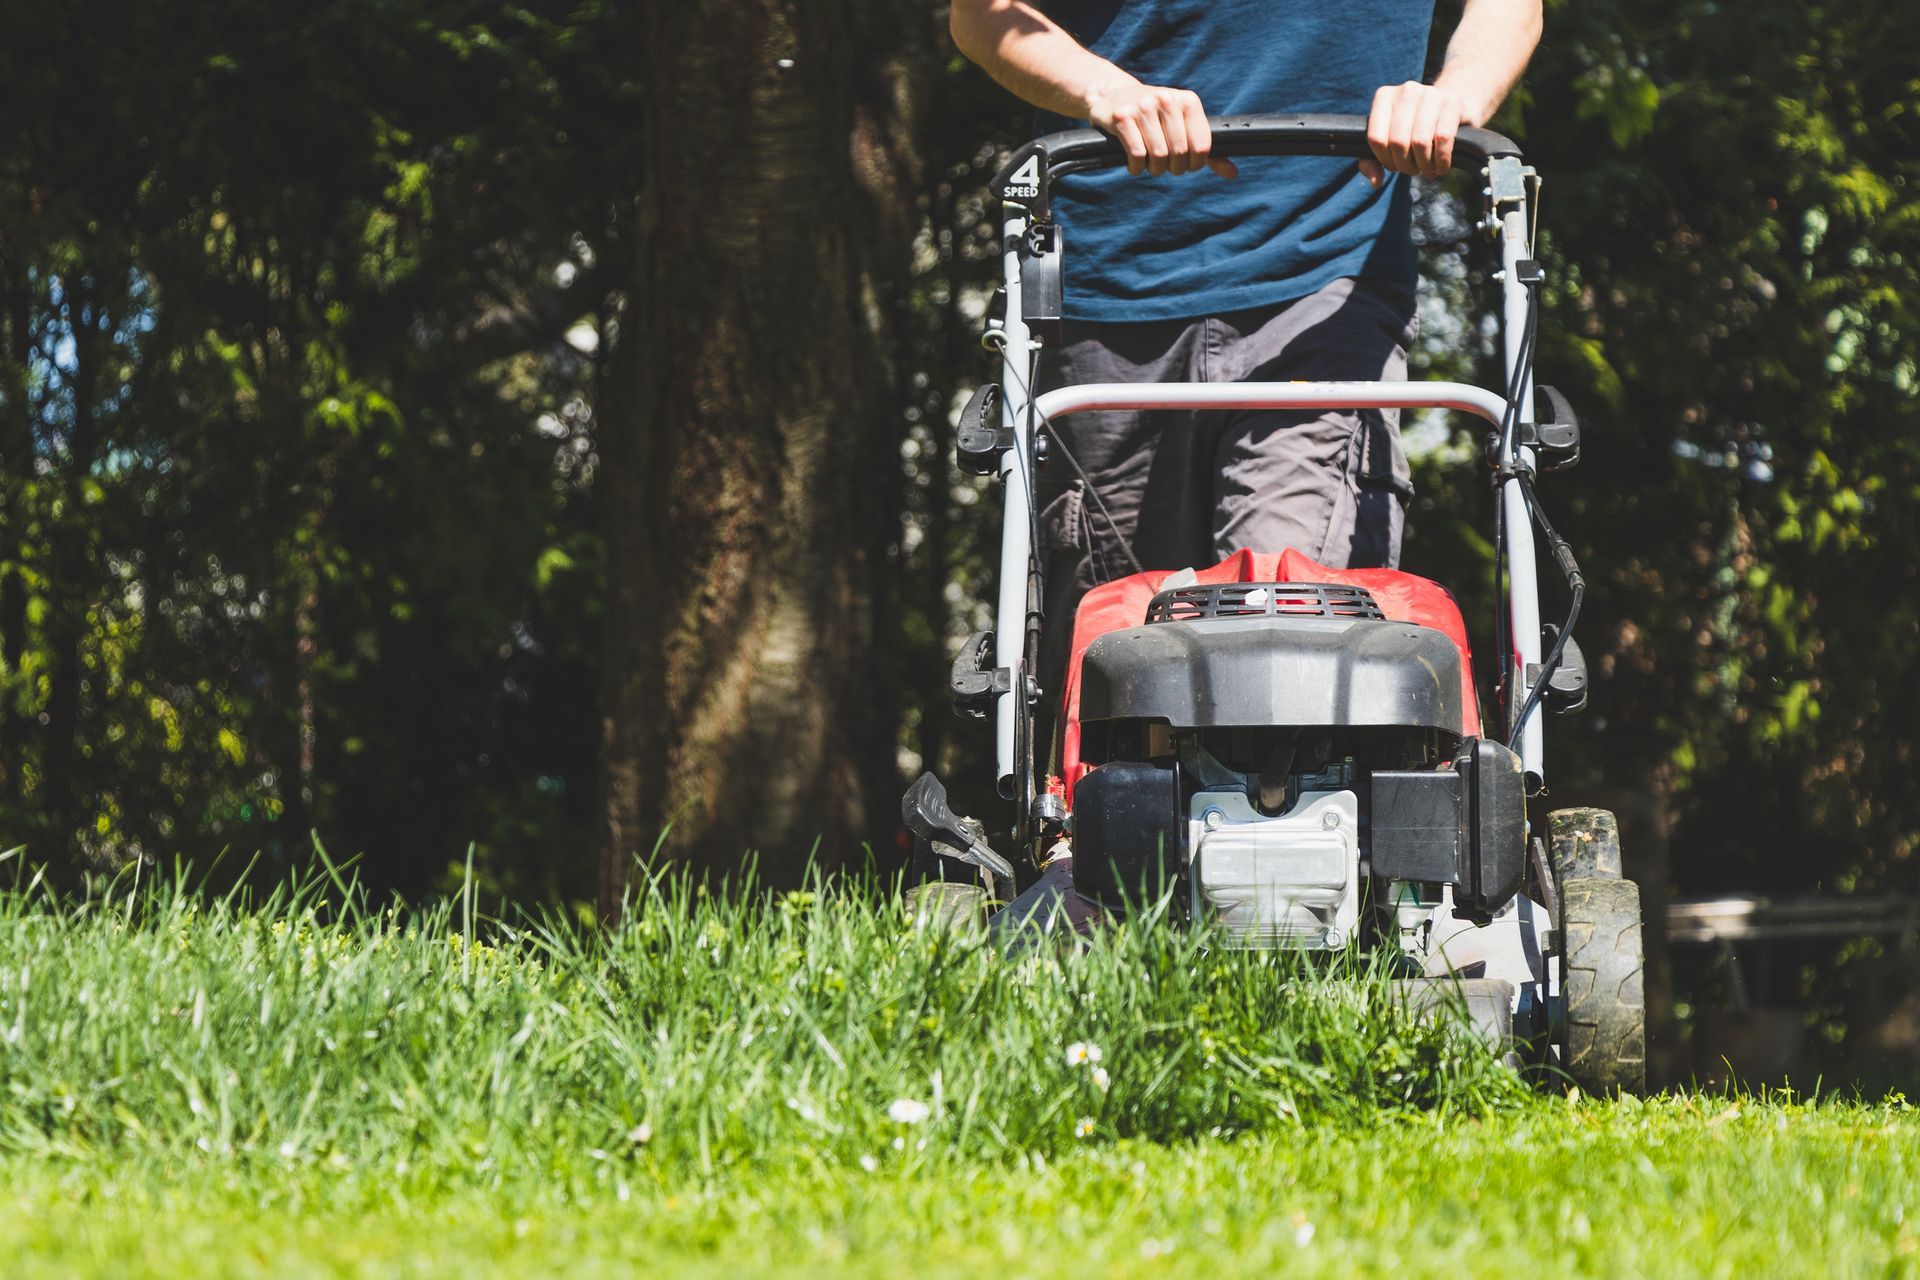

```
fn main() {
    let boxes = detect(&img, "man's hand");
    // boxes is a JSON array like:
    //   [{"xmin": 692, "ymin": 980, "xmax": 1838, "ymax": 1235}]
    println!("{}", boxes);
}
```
[
  {"xmin": 948, "ymin": 1, "xmax": 1235, "ymax": 180},
  {"xmin": 1359, "ymin": 0, "xmax": 1542, "ymax": 187},
  {"xmin": 1360, "ymin": 81, "xmax": 1472, "ymax": 186},
  {"xmin": 1086, "ymin": 76, "xmax": 1239, "ymax": 179}
]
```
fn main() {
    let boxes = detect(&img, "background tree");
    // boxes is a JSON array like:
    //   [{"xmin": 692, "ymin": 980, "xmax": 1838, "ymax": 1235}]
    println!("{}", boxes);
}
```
[{"xmin": 592, "ymin": 1, "xmax": 940, "ymax": 908}]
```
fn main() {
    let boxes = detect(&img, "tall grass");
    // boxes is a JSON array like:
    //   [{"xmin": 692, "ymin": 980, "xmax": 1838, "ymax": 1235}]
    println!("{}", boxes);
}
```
[{"xmin": 0, "ymin": 853, "xmax": 1525, "ymax": 1182}]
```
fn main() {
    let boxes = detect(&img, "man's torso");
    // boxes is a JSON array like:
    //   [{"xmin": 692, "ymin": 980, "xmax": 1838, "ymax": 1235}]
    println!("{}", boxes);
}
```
[{"xmin": 1036, "ymin": 0, "xmax": 1435, "ymax": 323}]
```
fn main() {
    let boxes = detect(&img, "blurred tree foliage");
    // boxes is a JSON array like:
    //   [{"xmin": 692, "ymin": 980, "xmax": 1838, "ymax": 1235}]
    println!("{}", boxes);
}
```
[
  {"xmin": 0, "ymin": 2, "xmax": 633, "ymax": 899},
  {"xmin": 1404, "ymin": 0, "xmax": 1919, "ymax": 899},
  {"xmin": 0, "ymin": 0, "xmax": 1914, "ymax": 1000}
]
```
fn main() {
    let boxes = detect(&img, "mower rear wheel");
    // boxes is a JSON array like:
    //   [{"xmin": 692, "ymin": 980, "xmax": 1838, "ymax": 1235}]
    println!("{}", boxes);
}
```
[
  {"xmin": 1548, "ymin": 807, "xmax": 1623, "ymax": 880},
  {"xmin": 1560, "ymin": 875, "xmax": 1646, "ymax": 1095}
]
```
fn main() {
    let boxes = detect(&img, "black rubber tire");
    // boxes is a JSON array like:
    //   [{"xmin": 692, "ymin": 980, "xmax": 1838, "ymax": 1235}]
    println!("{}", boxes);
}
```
[
  {"xmin": 1560, "ymin": 876, "xmax": 1646, "ymax": 1095},
  {"xmin": 1548, "ymin": 807, "xmax": 1623, "ymax": 880}
]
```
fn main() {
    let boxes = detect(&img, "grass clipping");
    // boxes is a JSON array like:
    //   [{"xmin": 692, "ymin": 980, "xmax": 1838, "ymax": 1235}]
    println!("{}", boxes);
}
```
[{"xmin": 0, "ymin": 862, "xmax": 1527, "ymax": 1178}]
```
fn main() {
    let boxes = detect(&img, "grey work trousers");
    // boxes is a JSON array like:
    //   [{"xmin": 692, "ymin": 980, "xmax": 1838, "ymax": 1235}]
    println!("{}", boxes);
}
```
[{"xmin": 1035, "ymin": 275, "xmax": 1418, "ymax": 728}]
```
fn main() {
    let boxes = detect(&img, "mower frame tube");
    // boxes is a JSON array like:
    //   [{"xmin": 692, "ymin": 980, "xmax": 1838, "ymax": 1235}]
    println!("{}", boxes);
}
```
[
  {"xmin": 994, "ymin": 213, "xmax": 1036, "ymax": 798},
  {"xmin": 1497, "ymin": 207, "xmax": 1544, "ymax": 785},
  {"xmin": 1029, "ymin": 381, "xmax": 1509, "ymax": 425}
]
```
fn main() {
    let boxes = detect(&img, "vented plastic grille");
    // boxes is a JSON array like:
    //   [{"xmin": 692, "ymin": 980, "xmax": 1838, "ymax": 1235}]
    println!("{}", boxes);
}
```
[{"xmin": 1145, "ymin": 582, "xmax": 1386, "ymax": 624}]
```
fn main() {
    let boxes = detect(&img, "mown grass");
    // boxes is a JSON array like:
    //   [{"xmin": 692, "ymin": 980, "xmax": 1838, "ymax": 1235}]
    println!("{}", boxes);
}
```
[{"xmin": 2, "ymin": 855, "xmax": 1916, "ymax": 1277}]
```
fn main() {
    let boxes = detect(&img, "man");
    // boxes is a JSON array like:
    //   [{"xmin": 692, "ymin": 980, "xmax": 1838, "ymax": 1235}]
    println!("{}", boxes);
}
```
[
  {"xmin": 951, "ymin": 0, "xmax": 1541, "ymax": 721},
  {"xmin": 945, "ymin": 0, "xmax": 1541, "ymax": 926}
]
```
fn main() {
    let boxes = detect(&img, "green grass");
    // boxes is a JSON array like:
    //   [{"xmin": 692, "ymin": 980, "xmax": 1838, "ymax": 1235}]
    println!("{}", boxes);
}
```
[{"xmin": 2, "ymin": 858, "xmax": 1917, "ymax": 1277}]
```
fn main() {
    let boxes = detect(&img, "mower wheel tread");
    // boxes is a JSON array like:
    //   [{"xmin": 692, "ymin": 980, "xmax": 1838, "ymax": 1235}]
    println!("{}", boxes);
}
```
[
  {"xmin": 1561, "ymin": 875, "xmax": 1646, "ymax": 1095},
  {"xmin": 1549, "ymin": 807, "xmax": 1624, "ymax": 880}
]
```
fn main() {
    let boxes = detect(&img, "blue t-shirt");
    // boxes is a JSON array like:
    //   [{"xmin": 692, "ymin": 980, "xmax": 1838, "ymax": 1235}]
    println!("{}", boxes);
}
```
[{"xmin": 1037, "ymin": 0, "xmax": 1434, "ymax": 322}]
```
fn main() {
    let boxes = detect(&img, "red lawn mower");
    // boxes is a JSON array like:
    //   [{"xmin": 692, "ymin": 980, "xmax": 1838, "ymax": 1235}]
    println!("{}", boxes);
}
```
[{"xmin": 903, "ymin": 115, "xmax": 1645, "ymax": 1094}]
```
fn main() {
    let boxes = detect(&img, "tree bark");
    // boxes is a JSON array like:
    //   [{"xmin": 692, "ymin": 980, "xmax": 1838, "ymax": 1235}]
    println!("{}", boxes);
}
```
[{"xmin": 596, "ymin": 1, "xmax": 932, "ymax": 910}]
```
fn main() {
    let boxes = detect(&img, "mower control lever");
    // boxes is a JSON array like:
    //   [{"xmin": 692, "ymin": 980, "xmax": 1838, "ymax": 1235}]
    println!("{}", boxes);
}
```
[{"xmin": 902, "ymin": 771, "xmax": 1016, "ymax": 881}]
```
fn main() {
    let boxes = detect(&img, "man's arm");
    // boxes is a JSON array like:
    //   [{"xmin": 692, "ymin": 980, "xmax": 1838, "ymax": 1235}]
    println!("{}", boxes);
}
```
[
  {"xmin": 1361, "ymin": 0, "xmax": 1543, "ymax": 185},
  {"xmin": 950, "ymin": 0, "xmax": 1236, "ymax": 178}
]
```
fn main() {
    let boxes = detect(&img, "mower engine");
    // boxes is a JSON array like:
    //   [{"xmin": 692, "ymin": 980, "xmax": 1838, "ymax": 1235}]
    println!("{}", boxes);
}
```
[{"xmin": 1068, "ymin": 576, "xmax": 1530, "ymax": 954}]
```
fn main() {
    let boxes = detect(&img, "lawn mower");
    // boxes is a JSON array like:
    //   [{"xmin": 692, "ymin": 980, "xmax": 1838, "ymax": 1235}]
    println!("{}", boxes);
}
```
[{"xmin": 903, "ymin": 115, "xmax": 1646, "ymax": 1094}]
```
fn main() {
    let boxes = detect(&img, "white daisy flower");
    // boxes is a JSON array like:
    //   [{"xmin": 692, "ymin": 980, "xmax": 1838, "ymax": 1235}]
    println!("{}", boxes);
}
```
[
  {"xmin": 1092, "ymin": 1066, "xmax": 1111, "ymax": 1093},
  {"xmin": 1074, "ymin": 1116, "xmax": 1096, "ymax": 1139},
  {"xmin": 859, "ymin": 1153, "xmax": 879, "ymax": 1172},
  {"xmin": 887, "ymin": 1098, "xmax": 931, "ymax": 1125},
  {"xmin": 1065, "ymin": 1041, "xmax": 1104, "ymax": 1067}
]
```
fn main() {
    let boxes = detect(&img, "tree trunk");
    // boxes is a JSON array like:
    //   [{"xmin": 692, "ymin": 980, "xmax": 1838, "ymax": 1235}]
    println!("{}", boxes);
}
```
[{"xmin": 596, "ymin": 1, "xmax": 931, "ymax": 909}]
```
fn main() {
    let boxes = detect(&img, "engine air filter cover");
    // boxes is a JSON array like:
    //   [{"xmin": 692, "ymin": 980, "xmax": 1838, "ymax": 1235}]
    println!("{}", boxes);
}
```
[{"xmin": 1146, "ymin": 582, "xmax": 1385, "ymax": 624}]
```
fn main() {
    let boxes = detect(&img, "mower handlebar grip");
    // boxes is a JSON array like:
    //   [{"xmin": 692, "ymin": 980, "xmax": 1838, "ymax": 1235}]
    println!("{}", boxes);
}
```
[{"xmin": 991, "ymin": 113, "xmax": 1523, "ymax": 219}]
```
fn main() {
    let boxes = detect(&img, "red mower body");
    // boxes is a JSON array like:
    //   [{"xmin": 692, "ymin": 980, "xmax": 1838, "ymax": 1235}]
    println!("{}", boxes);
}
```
[{"xmin": 1058, "ymin": 548, "xmax": 1481, "ymax": 805}]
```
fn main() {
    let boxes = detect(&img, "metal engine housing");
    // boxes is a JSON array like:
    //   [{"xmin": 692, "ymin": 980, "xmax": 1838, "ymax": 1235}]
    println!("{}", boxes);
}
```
[{"xmin": 1188, "ymin": 788, "xmax": 1360, "ymax": 948}]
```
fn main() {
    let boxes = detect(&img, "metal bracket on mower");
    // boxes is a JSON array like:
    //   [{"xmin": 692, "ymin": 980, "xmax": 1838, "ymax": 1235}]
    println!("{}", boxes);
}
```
[
  {"xmin": 955, "ymin": 384, "xmax": 1013, "ymax": 477},
  {"xmin": 1484, "ymin": 155, "xmax": 1535, "ymax": 214},
  {"xmin": 902, "ymin": 771, "xmax": 1016, "ymax": 883},
  {"xmin": 1486, "ymin": 384, "xmax": 1582, "ymax": 476},
  {"xmin": 1535, "ymin": 624, "xmax": 1589, "ymax": 715},
  {"xmin": 949, "ymin": 630, "xmax": 1012, "ymax": 720},
  {"xmin": 1019, "ymin": 222, "xmax": 1064, "ymax": 346}
]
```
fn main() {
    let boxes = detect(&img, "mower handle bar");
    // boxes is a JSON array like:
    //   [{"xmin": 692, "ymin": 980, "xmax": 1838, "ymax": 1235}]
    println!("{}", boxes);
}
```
[
  {"xmin": 991, "ymin": 113, "xmax": 1522, "ymax": 220},
  {"xmin": 1028, "ymin": 379, "xmax": 1510, "ymax": 427}
]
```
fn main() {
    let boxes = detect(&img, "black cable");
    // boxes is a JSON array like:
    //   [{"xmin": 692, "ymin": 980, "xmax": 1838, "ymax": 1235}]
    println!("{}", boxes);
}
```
[
  {"xmin": 1001, "ymin": 349, "xmax": 1146, "ymax": 581},
  {"xmin": 1013, "ymin": 349, "xmax": 1047, "ymax": 835},
  {"xmin": 1040, "ymin": 420, "xmax": 1146, "ymax": 581},
  {"xmin": 1507, "ymin": 470, "xmax": 1584, "ymax": 755},
  {"xmin": 1496, "ymin": 285, "xmax": 1540, "ymax": 463},
  {"xmin": 1022, "ymin": 348, "xmax": 1046, "ymax": 600},
  {"xmin": 1491, "ymin": 273, "xmax": 1540, "ymax": 733},
  {"xmin": 1492, "ymin": 477, "xmax": 1507, "ymax": 710},
  {"xmin": 1000, "ymin": 347, "xmax": 1049, "ymax": 558}
]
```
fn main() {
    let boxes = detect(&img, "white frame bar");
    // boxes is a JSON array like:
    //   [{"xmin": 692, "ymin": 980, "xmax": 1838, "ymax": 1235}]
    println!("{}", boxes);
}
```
[
  {"xmin": 1032, "ymin": 380, "xmax": 1508, "ymax": 425},
  {"xmin": 1497, "ymin": 207, "xmax": 1543, "ymax": 782},
  {"xmin": 994, "ymin": 379, "xmax": 1517, "ymax": 796},
  {"xmin": 994, "ymin": 214, "xmax": 1035, "ymax": 796}
]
